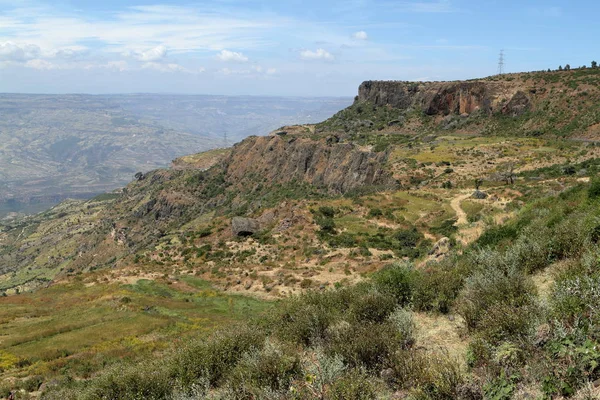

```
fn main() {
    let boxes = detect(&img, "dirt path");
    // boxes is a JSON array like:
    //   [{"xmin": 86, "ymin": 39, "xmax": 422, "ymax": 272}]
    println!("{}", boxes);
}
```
[{"xmin": 450, "ymin": 192, "xmax": 472, "ymax": 226}]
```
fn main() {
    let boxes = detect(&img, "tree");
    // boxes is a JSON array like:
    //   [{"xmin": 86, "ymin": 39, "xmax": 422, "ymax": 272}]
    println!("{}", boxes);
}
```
[
  {"xmin": 592, "ymin": 61, "xmax": 598, "ymax": 69},
  {"xmin": 565, "ymin": 64, "xmax": 571, "ymax": 71},
  {"xmin": 474, "ymin": 178, "xmax": 484, "ymax": 190},
  {"xmin": 499, "ymin": 163, "xmax": 516, "ymax": 185}
]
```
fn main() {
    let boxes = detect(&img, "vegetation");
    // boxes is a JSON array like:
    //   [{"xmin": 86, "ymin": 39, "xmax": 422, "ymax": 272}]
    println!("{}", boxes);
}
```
[{"xmin": 5, "ymin": 68, "xmax": 600, "ymax": 398}]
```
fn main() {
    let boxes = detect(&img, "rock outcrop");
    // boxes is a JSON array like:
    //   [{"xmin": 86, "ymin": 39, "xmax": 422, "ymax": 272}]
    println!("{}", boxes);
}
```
[
  {"xmin": 357, "ymin": 80, "xmax": 531, "ymax": 117},
  {"xmin": 224, "ymin": 135, "xmax": 397, "ymax": 194},
  {"xmin": 232, "ymin": 217, "xmax": 260, "ymax": 236},
  {"xmin": 471, "ymin": 190, "xmax": 489, "ymax": 200}
]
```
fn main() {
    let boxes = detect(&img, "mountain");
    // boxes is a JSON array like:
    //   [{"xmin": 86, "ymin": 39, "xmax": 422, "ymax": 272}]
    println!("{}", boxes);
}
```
[
  {"xmin": 3, "ymin": 68, "xmax": 600, "ymax": 399},
  {"xmin": 0, "ymin": 94, "xmax": 352, "ymax": 218}
]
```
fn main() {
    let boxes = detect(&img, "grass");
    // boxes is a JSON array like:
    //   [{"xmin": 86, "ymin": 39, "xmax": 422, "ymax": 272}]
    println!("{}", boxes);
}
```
[{"xmin": 0, "ymin": 278, "xmax": 269, "ymax": 384}]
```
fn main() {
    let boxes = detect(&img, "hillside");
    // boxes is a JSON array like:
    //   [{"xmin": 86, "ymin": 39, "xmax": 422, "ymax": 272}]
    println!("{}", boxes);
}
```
[
  {"xmin": 2, "ymin": 69, "xmax": 600, "ymax": 399},
  {"xmin": 319, "ymin": 68, "xmax": 600, "ymax": 139}
]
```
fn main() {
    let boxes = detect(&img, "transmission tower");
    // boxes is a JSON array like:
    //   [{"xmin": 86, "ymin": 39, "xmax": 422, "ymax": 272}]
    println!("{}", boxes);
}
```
[
  {"xmin": 497, "ymin": 49, "xmax": 505, "ymax": 75},
  {"xmin": 223, "ymin": 132, "xmax": 228, "ymax": 148}
]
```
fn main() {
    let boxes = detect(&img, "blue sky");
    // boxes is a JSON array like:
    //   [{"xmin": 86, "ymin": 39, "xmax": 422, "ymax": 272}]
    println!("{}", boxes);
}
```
[{"xmin": 0, "ymin": 0, "xmax": 598, "ymax": 96}]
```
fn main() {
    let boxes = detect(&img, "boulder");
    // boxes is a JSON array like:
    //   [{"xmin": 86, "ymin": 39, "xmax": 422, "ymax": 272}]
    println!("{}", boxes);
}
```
[
  {"xmin": 429, "ymin": 237, "xmax": 451, "ymax": 258},
  {"xmin": 471, "ymin": 190, "xmax": 488, "ymax": 199},
  {"xmin": 232, "ymin": 217, "xmax": 260, "ymax": 236}
]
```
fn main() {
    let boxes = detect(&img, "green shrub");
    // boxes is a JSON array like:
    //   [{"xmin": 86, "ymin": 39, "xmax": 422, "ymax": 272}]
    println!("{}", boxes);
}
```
[
  {"xmin": 390, "ymin": 350, "xmax": 464, "ymax": 399},
  {"xmin": 296, "ymin": 350, "xmax": 346, "ymax": 399},
  {"xmin": 77, "ymin": 362, "xmax": 173, "ymax": 400},
  {"xmin": 272, "ymin": 286, "xmax": 369, "ymax": 345},
  {"xmin": 483, "ymin": 371, "xmax": 518, "ymax": 400},
  {"xmin": 318, "ymin": 206, "xmax": 336, "ymax": 218},
  {"xmin": 349, "ymin": 291, "xmax": 397, "ymax": 323},
  {"xmin": 226, "ymin": 339, "xmax": 301, "ymax": 396},
  {"xmin": 316, "ymin": 216, "xmax": 336, "ymax": 234},
  {"xmin": 457, "ymin": 254, "xmax": 537, "ymax": 339},
  {"xmin": 589, "ymin": 178, "xmax": 600, "ymax": 199},
  {"xmin": 372, "ymin": 262, "xmax": 415, "ymax": 306},
  {"xmin": 325, "ymin": 321, "xmax": 400, "ymax": 370},
  {"xmin": 368, "ymin": 208, "xmax": 383, "ymax": 218},
  {"xmin": 327, "ymin": 369, "xmax": 377, "ymax": 400},
  {"xmin": 388, "ymin": 308, "xmax": 416, "ymax": 348},
  {"xmin": 173, "ymin": 324, "xmax": 266, "ymax": 388},
  {"xmin": 412, "ymin": 259, "xmax": 466, "ymax": 314}
]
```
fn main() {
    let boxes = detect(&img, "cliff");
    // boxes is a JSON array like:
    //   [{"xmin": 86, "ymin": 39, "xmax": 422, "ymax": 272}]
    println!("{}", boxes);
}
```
[
  {"xmin": 357, "ymin": 80, "xmax": 530, "ymax": 116},
  {"xmin": 224, "ymin": 135, "xmax": 395, "ymax": 194}
]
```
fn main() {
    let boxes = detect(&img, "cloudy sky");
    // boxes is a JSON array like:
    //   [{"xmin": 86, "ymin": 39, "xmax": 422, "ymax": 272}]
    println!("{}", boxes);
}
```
[{"xmin": 0, "ymin": 0, "xmax": 597, "ymax": 96}]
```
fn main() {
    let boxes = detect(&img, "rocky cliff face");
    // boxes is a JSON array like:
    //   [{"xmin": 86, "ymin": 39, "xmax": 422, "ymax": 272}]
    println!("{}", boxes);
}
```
[
  {"xmin": 224, "ymin": 135, "xmax": 396, "ymax": 194},
  {"xmin": 358, "ymin": 80, "xmax": 531, "ymax": 116}
]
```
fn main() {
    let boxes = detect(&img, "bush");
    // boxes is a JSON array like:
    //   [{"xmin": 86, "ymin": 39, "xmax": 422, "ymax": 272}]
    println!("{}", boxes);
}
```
[
  {"xmin": 372, "ymin": 262, "xmax": 415, "ymax": 306},
  {"xmin": 457, "ymin": 253, "xmax": 537, "ymax": 339},
  {"xmin": 173, "ymin": 324, "xmax": 266, "ymax": 388},
  {"xmin": 327, "ymin": 369, "xmax": 377, "ymax": 400},
  {"xmin": 77, "ymin": 362, "xmax": 173, "ymax": 400},
  {"xmin": 272, "ymin": 285, "xmax": 369, "ymax": 345},
  {"xmin": 349, "ymin": 291, "xmax": 397, "ymax": 323},
  {"xmin": 296, "ymin": 350, "xmax": 346, "ymax": 398},
  {"xmin": 388, "ymin": 308, "xmax": 416, "ymax": 348},
  {"xmin": 226, "ymin": 339, "xmax": 301, "ymax": 396},
  {"xmin": 318, "ymin": 206, "xmax": 336, "ymax": 218},
  {"xmin": 390, "ymin": 350, "xmax": 464, "ymax": 398},
  {"xmin": 325, "ymin": 321, "xmax": 400, "ymax": 370},
  {"xmin": 589, "ymin": 178, "xmax": 600, "ymax": 199},
  {"xmin": 412, "ymin": 259, "xmax": 466, "ymax": 313},
  {"xmin": 368, "ymin": 208, "xmax": 383, "ymax": 218}
]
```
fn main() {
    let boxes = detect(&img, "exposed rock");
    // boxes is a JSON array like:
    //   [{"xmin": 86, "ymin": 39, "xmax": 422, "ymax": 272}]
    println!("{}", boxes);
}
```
[
  {"xmin": 357, "ymin": 80, "xmax": 532, "ymax": 118},
  {"xmin": 225, "ymin": 135, "xmax": 396, "ymax": 194},
  {"xmin": 387, "ymin": 118, "xmax": 405, "ymax": 126},
  {"xmin": 471, "ymin": 190, "xmax": 488, "ymax": 199},
  {"xmin": 358, "ymin": 81, "xmax": 493, "ymax": 116},
  {"xmin": 502, "ymin": 91, "xmax": 531, "ymax": 116},
  {"xmin": 232, "ymin": 217, "xmax": 260, "ymax": 236},
  {"xmin": 429, "ymin": 237, "xmax": 451, "ymax": 258}
]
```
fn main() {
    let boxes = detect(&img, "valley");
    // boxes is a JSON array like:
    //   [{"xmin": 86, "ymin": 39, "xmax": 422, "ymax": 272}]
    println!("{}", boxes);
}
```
[
  {"xmin": 2, "ymin": 68, "xmax": 600, "ymax": 398},
  {"xmin": 0, "ymin": 94, "xmax": 351, "ymax": 219}
]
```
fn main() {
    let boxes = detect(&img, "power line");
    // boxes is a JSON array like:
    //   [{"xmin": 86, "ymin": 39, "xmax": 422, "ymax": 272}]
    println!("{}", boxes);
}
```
[{"xmin": 497, "ymin": 49, "xmax": 505, "ymax": 75}]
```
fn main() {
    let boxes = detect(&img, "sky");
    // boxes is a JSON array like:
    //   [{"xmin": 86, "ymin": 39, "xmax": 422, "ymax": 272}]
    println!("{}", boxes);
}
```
[{"xmin": 0, "ymin": 0, "xmax": 598, "ymax": 96}]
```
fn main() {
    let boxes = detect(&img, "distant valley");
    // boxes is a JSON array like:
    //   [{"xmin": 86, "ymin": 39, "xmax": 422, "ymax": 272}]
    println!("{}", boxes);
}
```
[{"xmin": 0, "ymin": 94, "xmax": 352, "ymax": 217}]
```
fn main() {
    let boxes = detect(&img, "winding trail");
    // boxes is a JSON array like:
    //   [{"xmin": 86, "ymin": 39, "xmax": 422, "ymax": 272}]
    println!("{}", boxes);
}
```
[{"xmin": 450, "ymin": 192, "xmax": 472, "ymax": 226}]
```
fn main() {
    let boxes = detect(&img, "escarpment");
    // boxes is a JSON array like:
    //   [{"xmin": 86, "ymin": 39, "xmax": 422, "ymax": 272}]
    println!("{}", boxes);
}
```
[
  {"xmin": 358, "ymin": 80, "xmax": 531, "ymax": 116},
  {"xmin": 224, "ymin": 135, "xmax": 396, "ymax": 194}
]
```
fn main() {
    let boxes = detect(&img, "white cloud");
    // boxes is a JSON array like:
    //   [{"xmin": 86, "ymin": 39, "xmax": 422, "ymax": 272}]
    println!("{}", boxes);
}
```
[
  {"xmin": 51, "ymin": 46, "xmax": 88, "ymax": 59},
  {"xmin": 300, "ymin": 48, "xmax": 334, "ymax": 61},
  {"xmin": 98, "ymin": 61, "xmax": 130, "ymax": 71},
  {"xmin": 25, "ymin": 59, "xmax": 61, "ymax": 70},
  {"xmin": 142, "ymin": 62, "xmax": 202, "ymax": 74},
  {"xmin": 127, "ymin": 45, "xmax": 168, "ymax": 61},
  {"xmin": 217, "ymin": 49, "xmax": 248, "ymax": 62},
  {"xmin": 352, "ymin": 31, "xmax": 368, "ymax": 40},
  {"xmin": 0, "ymin": 42, "xmax": 40, "ymax": 61},
  {"xmin": 266, "ymin": 68, "xmax": 277, "ymax": 75}
]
